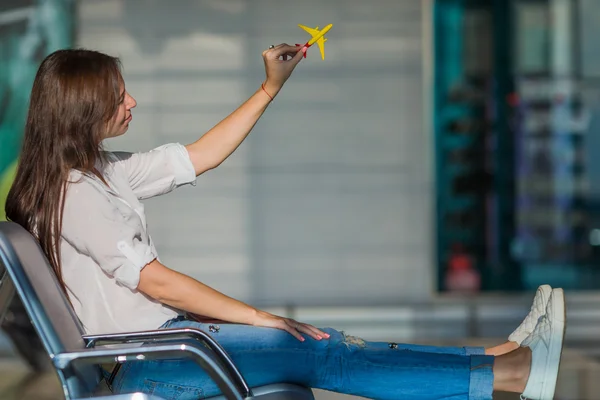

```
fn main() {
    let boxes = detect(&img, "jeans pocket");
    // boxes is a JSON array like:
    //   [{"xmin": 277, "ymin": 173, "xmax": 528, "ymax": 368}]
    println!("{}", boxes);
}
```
[{"xmin": 142, "ymin": 379, "xmax": 203, "ymax": 400}]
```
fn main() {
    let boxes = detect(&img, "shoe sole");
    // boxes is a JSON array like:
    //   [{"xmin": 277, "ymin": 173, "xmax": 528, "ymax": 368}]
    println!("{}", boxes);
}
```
[{"xmin": 541, "ymin": 288, "xmax": 566, "ymax": 400}]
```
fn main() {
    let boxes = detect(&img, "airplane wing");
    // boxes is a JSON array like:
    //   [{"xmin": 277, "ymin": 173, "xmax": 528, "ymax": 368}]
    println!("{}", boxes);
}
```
[
  {"xmin": 316, "ymin": 37, "xmax": 327, "ymax": 60},
  {"xmin": 298, "ymin": 24, "xmax": 320, "ymax": 36}
]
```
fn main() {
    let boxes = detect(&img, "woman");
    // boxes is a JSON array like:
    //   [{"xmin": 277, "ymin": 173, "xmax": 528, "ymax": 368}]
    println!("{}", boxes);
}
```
[{"xmin": 5, "ymin": 47, "xmax": 565, "ymax": 400}]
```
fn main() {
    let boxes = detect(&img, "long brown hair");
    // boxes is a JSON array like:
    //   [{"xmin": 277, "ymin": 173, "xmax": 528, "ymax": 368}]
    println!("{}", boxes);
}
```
[{"xmin": 5, "ymin": 49, "xmax": 123, "ymax": 296}]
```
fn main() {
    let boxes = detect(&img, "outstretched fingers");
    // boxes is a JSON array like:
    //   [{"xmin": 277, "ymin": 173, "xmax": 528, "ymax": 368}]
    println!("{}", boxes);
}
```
[
  {"xmin": 284, "ymin": 319, "xmax": 331, "ymax": 341},
  {"xmin": 300, "ymin": 323, "xmax": 330, "ymax": 340},
  {"xmin": 280, "ymin": 319, "xmax": 306, "ymax": 341}
]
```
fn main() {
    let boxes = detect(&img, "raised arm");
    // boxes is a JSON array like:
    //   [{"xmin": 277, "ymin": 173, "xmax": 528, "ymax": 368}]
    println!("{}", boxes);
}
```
[
  {"xmin": 139, "ymin": 46, "xmax": 329, "ymax": 341},
  {"xmin": 138, "ymin": 259, "xmax": 330, "ymax": 342},
  {"xmin": 185, "ymin": 44, "xmax": 304, "ymax": 175}
]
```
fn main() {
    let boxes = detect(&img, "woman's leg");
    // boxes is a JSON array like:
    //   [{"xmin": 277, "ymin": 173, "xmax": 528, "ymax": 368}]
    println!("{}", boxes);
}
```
[
  {"xmin": 112, "ymin": 320, "xmax": 500, "ymax": 400},
  {"xmin": 492, "ymin": 347, "xmax": 530, "ymax": 393}
]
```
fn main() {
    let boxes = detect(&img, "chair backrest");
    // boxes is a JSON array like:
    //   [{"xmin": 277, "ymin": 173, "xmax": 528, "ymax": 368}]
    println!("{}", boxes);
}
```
[
  {"xmin": 0, "ymin": 221, "xmax": 101, "ymax": 395},
  {"xmin": 0, "ymin": 257, "xmax": 15, "ymax": 325}
]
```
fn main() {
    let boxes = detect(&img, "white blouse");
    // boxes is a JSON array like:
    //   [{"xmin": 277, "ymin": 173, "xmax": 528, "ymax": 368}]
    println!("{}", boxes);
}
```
[{"xmin": 60, "ymin": 143, "xmax": 197, "ymax": 334}]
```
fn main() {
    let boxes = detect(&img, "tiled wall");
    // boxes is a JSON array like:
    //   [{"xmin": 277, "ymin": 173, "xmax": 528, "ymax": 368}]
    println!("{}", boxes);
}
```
[{"xmin": 78, "ymin": 0, "xmax": 435, "ymax": 306}]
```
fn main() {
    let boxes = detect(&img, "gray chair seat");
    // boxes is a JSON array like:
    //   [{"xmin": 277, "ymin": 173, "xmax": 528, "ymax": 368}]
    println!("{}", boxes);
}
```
[{"xmin": 0, "ymin": 221, "xmax": 314, "ymax": 400}]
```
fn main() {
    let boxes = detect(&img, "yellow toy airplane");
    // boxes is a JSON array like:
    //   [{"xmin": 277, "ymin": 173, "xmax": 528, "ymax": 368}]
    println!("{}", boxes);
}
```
[{"xmin": 297, "ymin": 23, "xmax": 333, "ymax": 60}]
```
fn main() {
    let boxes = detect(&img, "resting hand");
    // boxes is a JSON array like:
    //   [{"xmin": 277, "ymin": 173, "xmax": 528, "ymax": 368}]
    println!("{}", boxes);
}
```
[
  {"xmin": 262, "ymin": 43, "xmax": 304, "ymax": 98},
  {"xmin": 252, "ymin": 310, "xmax": 330, "ymax": 342}
]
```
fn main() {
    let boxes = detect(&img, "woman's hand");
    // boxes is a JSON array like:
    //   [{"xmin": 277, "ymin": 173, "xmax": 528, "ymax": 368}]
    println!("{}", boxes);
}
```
[
  {"xmin": 262, "ymin": 43, "xmax": 305, "ymax": 98},
  {"xmin": 252, "ymin": 310, "xmax": 330, "ymax": 342}
]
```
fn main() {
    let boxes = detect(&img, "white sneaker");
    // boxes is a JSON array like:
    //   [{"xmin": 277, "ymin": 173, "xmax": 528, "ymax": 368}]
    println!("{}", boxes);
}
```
[
  {"xmin": 508, "ymin": 285, "xmax": 553, "ymax": 345},
  {"xmin": 521, "ymin": 288, "xmax": 566, "ymax": 400}
]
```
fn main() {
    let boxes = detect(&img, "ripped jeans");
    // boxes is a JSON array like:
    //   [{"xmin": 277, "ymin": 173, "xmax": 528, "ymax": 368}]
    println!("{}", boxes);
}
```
[{"xmin": 110, "ymin": 316, "xmax": 494, "ymax": 400}]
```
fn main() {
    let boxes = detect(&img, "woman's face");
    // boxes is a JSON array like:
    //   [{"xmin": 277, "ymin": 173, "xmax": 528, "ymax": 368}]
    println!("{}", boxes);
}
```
[{"xmin": 106, "ymin": 82, "xmax": 137, "ymax": 138}]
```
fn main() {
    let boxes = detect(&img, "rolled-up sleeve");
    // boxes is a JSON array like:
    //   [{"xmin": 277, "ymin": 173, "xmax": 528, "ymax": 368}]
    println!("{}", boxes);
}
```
[
  {"xmin": 61, "ymin": 179, "xmax": 157, "ymax": 290},
  {"xmin": 109, "ymin": 143, "xmax": 197, "ymax": 200}
]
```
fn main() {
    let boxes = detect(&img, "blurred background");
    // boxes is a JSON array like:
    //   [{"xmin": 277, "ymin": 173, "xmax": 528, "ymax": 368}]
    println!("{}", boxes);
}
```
[{"xmin": 1, "ymin": 0, "xmax": 600, "ymax": 399}]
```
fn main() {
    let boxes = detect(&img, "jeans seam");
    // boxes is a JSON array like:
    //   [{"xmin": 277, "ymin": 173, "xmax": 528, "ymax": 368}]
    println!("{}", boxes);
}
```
[
  {"xmin": 227, "ymin": 348, "xmax": 470, "ymax": 371},
  {"xmin": 112, "ymin": 361, "xmax": 134, "ymax": 393}
]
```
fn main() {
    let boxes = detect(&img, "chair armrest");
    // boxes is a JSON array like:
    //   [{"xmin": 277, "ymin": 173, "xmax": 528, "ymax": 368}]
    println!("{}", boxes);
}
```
[
  {"xmin": 83, "ymin": 327, "xmax": 250, "ymax": 396},
  {"xmin": 53, "ymin": 342, "xmax": 248, "ymax": 400}
]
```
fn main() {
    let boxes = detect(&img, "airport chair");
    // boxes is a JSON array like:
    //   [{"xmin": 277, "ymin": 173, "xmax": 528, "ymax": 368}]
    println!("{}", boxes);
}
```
[{"xmin": 0, "ymin": 221, "xmax": 314, "ymax": 400}]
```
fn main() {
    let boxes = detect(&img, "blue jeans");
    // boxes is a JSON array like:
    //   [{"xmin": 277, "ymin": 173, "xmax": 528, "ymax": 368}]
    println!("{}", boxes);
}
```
[{"xmin": 110, "ymin": 316, "xmax": 494, "ymax": 400}]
